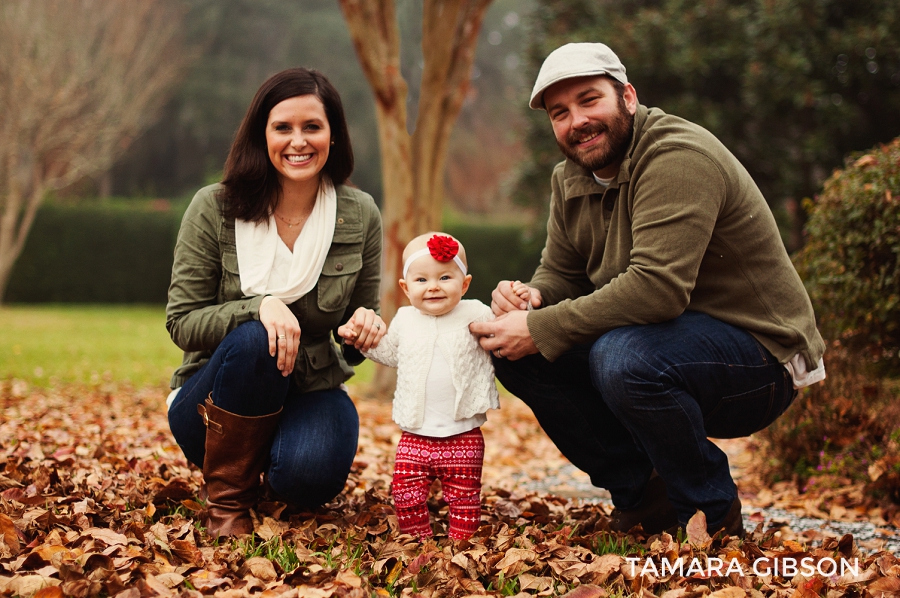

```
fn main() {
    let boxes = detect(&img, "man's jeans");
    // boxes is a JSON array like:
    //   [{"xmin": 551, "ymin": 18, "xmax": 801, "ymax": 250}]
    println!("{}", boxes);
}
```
[
  {"xmin": 168, "ymin": 321, "xmax": 359, "ymax": 508},
  {"xmin": 493, "ymin": 311, "xmax": 796, "ymax": 527}
]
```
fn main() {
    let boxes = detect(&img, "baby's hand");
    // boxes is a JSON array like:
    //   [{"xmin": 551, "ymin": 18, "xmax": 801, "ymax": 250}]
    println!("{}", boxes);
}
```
[
  {"xmin": 337, "ymin": 321, "xmax": 360, "ymax": 344},
  {"xmin": 510, "ymin": 280, "xmax": 533, "ymax": 311}
]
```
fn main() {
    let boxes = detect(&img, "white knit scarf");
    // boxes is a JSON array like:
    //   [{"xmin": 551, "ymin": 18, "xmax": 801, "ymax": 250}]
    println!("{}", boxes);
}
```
[{"xmin": 234, "ymin": 178, "xmax": 337, "ymax": 304}]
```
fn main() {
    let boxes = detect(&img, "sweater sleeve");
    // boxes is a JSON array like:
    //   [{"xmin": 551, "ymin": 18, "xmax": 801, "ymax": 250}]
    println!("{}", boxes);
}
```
[
  {"xmin": 529, "ymin": 163, "xmax": 597, "ymax": 307},
  {"xmin": 362, "ymin": 311, "xmax": 401, "ymax": 368},
  {"xmin": 528, "ymin": 146, "xmax": 725, "ymax": 361}
]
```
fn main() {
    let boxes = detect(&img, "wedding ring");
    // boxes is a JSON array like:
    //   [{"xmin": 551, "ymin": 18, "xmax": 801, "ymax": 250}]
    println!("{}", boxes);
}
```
[
  {"xmin": 375, "ymin": 322, "xmax": 382, "ymax": 330},
  {"xmin": 495, "ymin": 348, "xmax": 503, "ymax": 358},
  {"xmin": 278, "ymin": 334, "xmax": 286, "ymax": 340}
]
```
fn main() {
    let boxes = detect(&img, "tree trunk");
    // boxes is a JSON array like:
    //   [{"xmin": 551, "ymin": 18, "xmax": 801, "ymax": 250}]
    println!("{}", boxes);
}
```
[
  {"xmin": 339, "ymin": 0, "xmax": 492, "ymax": 396},
  {"xmin": 0, "ymin": 152, "xmax": 43, "ymax": 303}
]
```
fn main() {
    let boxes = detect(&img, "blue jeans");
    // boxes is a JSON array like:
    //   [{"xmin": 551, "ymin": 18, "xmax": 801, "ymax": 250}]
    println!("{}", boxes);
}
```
[
  {"xmin": 493, "ymin": 311, "xmax": 796, "ymax": 527},
  {"xmin": 168, "ymin": 321, "xmax": 359, "ymax": 508}
]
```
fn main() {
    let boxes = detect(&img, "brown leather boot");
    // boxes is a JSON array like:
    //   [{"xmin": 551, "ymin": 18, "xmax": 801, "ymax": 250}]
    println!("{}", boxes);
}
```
[
  {"xmin": 197, "ymin": 397, "xmax": 282, "ymax": 538},
  {"xmin": 609, "ymin": 474, "xmax": 680, "ymax": 535}
]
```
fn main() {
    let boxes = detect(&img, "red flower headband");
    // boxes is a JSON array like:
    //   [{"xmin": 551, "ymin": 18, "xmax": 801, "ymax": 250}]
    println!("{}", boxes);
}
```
[
  {"xmin": 427, "ymin": 235, "xmax": 459, "ymax": 262},
  {"xmin": 402, "ymin": 234, "xmax": 468, "ymax": 278}
]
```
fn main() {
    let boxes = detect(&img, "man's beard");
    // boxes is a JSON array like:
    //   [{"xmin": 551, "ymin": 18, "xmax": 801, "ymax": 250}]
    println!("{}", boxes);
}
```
[{"xmin": 557, "ymin": 98, "xmax": 634, "ymax": 173}]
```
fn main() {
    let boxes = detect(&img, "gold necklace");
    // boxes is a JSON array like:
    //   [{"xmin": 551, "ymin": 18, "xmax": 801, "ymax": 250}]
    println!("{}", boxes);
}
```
[
  {"xmin": 274, "ymin": 212, "xmax": 305, "ymax": 228},
  {"xmin": 274, "ymin": 203, "xmax": 314, "ymax": 228}
]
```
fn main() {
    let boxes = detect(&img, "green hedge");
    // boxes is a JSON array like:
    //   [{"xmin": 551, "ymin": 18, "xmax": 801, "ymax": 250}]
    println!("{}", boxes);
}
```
[
  {"xmin": 5, "ymin": 202, "xmax": 182, "ymax": 303},
  {"xmin": 6, "ymin": 203, "xmax": 546, "ymax": 305},
  {"xmin": 445, "ymin": 222, "xmax": 545, "ymax": 303}
]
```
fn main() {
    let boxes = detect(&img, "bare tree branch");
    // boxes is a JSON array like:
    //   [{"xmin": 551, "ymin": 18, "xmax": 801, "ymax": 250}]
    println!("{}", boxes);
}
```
[{"xmin": 0, "ymin": 0, "xmax": 192, "ymax": 300}]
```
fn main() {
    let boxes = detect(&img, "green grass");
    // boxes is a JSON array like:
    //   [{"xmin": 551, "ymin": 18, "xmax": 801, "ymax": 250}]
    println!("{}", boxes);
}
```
[
  {"xmin": 1, "ymin": 304, "xmax": 181, "ymax": 387},
  {"xmin": 0, "ymin": 304, "xmax": 376, "ymax": 389}
]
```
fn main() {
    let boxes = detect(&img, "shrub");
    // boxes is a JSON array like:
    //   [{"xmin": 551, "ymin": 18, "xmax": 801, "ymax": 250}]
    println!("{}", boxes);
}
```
[
  {"xmin": 757, "ymin": 138, "xmax": 900, "ymax": 501},
  {"xmin": 445, "ymin": 222, "xmax": 544, "ymax": 303},
  {"xmin": 793, "ymin": 138, "xmax": 900, "ymax": 373},
  {"xmin": 5, "ymin": 200, "xmax": 182, "ymax": 304},
  {"xmin": 755, "ymin": 342, "xmax": 898, "ymax": 487}
]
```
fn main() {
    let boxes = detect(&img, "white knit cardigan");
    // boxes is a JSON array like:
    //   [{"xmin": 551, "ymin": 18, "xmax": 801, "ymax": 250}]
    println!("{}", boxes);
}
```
[{"xmin": 363, "ymin": 300, "xmax": 500, "ymax": 430}]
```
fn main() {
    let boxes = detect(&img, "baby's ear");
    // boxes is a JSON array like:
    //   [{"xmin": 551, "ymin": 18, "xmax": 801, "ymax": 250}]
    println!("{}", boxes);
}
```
[
  {"xmin": 399, "ymin": 278, "xmax": 410, "ymax": 298},
  {"xmin": 461, "ymin": 274, "xmax": 473, "ymax": 295}
]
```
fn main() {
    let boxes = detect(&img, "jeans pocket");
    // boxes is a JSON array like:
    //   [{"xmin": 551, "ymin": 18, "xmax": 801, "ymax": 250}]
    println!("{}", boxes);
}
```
[{"xmin": 704, "ymin": 382, "xmax": 775, "ymax": 438}]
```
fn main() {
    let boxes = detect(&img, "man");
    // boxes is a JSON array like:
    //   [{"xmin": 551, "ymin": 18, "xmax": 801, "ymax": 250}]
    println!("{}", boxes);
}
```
[{"xmin": 469, "ymin": 42, "xmax": 825, "ymax": 537}]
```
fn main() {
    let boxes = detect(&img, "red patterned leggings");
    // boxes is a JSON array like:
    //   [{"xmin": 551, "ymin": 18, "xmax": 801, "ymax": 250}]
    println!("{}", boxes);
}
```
[{"xmin": 391, "ymin": 428, "xmax": 485, "ymax": 540}]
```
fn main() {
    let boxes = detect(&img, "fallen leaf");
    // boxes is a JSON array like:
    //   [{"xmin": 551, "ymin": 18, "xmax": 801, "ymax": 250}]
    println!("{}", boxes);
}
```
[
  {"xmin": 686, "ymin": 510, "xmax": 711, "ymax": 548},
  {"xmin": 33, "ymin": 586, "xmax": 65, "ymax": 598},
  {"xmin": 869, "ymin": 576, "xmax": 900, "ymax": 596},
  {"xmin": 153, "ymin": 572, "xmax": 185, "ymax": 588},
  {"xmin": 0, "ymin": 514, "xmax": 22, "ymax": 557},
  {"xmin": 561, "ymin": 585, "xmax": 608, "ymax": 598},
  {"xmin": 494, "ymin": 547, "xmax": 537, "ymax": 571},
  {"xmin": 6, "ymin": 575, "xmax": 60, "ymax": 596},
  {"xmin": 83, "ymin": 527, "xmax": 129, "ymax": 547},
  {"xmin": 241, "ymin": 557, "xmax": 278, "ymax": 582}
]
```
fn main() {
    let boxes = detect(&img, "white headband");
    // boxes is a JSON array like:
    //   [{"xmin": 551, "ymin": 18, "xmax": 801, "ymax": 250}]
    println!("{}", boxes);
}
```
[{"xmin": 402, "ymin": 247, "xmax": 467, "ymax": 279}]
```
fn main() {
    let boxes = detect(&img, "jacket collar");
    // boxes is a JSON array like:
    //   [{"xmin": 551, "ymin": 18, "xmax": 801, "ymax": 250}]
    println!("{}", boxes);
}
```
[{"xmin": 560, "ymin": 104, "xmax": 649, "ymax": 201}]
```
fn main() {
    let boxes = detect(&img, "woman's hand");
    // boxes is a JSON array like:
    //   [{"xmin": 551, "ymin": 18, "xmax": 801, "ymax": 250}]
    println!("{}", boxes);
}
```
[
  {"xmin": 259, "ymin": 296, "xmax": 301, "ymax": 376},
  {"xmin": 341, "ymin": 307, "xmax": 386, "ymax": 351}
]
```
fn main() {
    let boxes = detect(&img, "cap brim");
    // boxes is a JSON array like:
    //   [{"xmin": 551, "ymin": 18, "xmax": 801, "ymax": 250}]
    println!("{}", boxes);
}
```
[{"xmin": 529, "ymin": 68, "xmax": 620, "ymax": 110}]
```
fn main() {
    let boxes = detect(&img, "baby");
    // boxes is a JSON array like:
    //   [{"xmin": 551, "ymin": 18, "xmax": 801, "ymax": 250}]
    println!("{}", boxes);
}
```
[{"xmin": 339, "ymin": 232, "xmax": 499, "ymax": 540}]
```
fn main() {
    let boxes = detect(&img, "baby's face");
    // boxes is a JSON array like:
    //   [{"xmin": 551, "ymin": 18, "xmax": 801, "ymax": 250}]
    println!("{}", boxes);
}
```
[{"xmin": 400, "ymin": 256, "xmax": 471, "ymax": 316}]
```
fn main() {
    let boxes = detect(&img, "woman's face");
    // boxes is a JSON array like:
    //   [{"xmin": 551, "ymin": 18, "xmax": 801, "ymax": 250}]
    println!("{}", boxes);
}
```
[{"xmin": 265, "ymin": 94, "xmax": 331, "ymax": 190}]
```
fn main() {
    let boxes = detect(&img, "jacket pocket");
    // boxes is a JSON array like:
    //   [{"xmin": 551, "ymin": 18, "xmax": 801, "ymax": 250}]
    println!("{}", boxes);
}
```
[
  {"xmin": 294, "ymin": 340, "xmax": 340, "ymax": 393},
  {"xmin": 221, "ymin": 250, "xmax": 243, "ymax": 300},
  {"xmin": 317, "ymin": 252, "xmax": 362, "ymax": 312}
]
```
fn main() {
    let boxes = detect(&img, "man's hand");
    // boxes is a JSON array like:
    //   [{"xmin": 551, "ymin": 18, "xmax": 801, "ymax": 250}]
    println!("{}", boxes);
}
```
[
  {"xmin": 469, "ymin": 310, "xmax": 539, "ymax": 361},
  {"xmin": 491, "ymin": 280, "xmax": 542, "ymax": 316}
]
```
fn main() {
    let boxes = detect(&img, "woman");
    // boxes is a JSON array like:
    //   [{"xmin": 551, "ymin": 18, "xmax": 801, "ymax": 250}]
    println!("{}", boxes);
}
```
[{"xmin": 165, "ymin": 68, "xmax": 385, "ymax": 538}]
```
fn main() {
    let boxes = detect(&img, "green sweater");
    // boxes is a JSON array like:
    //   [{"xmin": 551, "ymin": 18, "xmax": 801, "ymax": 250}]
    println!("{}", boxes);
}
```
[
  {"xmin": 527, "ymin": 105, "xmax": 825, "ymax": 366},
  {"xmin": 166, "ymin": 183, "xmax": 383, "ymax": 391}
]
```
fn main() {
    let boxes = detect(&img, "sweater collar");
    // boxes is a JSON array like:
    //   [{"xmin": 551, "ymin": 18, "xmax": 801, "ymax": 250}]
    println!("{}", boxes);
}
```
[{"xmin": 561, "ymin": 104, "xmax": 650, "ymax": 201}]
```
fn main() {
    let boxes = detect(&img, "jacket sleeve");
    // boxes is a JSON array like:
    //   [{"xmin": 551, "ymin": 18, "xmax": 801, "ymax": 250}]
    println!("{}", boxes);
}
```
[
  {"xmin": 336, "ymin": 194, "xmax": 383, "ymax": 366},
  {"xmin": 529, "ymin": 163, "xmax": 597, "ymax": 306},
  {"xmin": 528, "ymin": 147, "xmax": 725, "ymax": 361},
  {"xmin": 165, "ymin": 188, "xmax": 264, "ymax": 352}
]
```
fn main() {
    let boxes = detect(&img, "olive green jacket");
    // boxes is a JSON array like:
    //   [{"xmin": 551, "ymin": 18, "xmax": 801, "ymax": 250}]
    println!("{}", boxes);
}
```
[
  {"xmin": 166, "ymin": 183, "xmax": 382, "ymax": 391},
  {"xmin": 527, "ymin": 105, "xmax": 825, "ymax": 366}
]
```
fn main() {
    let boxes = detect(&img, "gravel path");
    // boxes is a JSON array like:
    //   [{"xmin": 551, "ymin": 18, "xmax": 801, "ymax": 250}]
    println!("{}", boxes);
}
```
[{"xmin": 508, "ymin": 456, "xmax": 900, "ymax": 555}]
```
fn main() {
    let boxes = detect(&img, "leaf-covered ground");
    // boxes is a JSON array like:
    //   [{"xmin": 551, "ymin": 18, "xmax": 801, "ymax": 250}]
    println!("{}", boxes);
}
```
[{"xmin": 1, "ymin": 380, "xmax": 899, "ymax": 598}]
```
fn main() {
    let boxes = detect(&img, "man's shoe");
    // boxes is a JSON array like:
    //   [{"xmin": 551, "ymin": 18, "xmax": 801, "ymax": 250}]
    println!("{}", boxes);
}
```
[
  {"xmin": 608, "ymin": 475, "xmax": 679, "ymax": 535},
  {"xmin": 709, "ymin": 498, "xmax": 745, "ymax": 538}
]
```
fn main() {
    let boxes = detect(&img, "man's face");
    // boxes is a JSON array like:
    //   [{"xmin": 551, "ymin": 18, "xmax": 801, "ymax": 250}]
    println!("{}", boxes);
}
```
[{"xmin": 543, "ymin": 76, "xmax": 637, "ymax": 179}]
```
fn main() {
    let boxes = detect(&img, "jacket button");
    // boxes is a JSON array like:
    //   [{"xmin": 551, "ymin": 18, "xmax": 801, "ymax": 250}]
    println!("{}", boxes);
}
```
[
  {"xmin": 604, "ymin": 196, "xmax": 616, "ymax": 211},
  {"xmin": 311, "ymin": 356, "xmax": 317, "ymax": 365},
  {"xmin": 337, "ymin": 217, "xmax": 344, "ymax": 224},
  {"xmin": 335, "ymin": 263, "xmax": 344, "ymax": 271}
]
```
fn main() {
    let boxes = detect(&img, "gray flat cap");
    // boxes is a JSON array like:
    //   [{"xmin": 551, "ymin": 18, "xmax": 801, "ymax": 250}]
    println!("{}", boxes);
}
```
[{"xmin": 529, "ymin": 42, "xmax": 628, "ymax": 110}]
